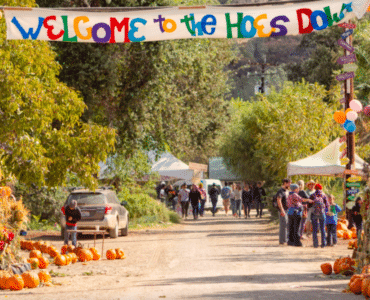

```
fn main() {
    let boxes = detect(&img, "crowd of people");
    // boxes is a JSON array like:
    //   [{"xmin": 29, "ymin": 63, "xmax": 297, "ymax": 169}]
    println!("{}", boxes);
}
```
[
  {"xmin": 275, "ymin": 178, "xmax": 363, "ymax": 248},
  {"xmin": 155, "ymin": 181, "xmax": 267, "ymax": 220}
]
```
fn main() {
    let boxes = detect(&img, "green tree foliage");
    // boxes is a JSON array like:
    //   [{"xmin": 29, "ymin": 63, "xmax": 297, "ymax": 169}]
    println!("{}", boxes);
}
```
[
  {"xmin": 220, "ymin": 81, "xmax": 341, "ymax": 183},
  {"xmin": 0, "ymin": 0, "xmax": 116, "ymax": 188},
  {"xmin": 36, "ymin": 0, "xmax": 235, "ymax": 164},
  {"xmin": 285, "ymin": 26, "xmax": 343, "ymax": 90}
]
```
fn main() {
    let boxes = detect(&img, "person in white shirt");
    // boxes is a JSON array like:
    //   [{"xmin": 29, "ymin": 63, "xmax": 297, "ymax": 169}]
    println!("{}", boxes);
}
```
[{"xmin": 178, "ymin": 183, "xmax": 190, "ymax": 219}]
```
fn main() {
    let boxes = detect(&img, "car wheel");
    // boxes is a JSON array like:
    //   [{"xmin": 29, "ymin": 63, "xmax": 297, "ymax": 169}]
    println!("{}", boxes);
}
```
[
  {"xmin": 61, "ymin": 227, "xmax": 65, "ymax": 240},
  {"xmin": 121, "ymin": 218, "xmax": 128, "ymax": 236},
  {"xmin": 109, "ymin": 219, "xmax": 119, "ymax": 238}
]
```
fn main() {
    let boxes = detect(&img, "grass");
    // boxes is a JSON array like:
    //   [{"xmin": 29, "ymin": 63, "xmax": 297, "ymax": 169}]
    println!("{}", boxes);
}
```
[{"xmin": 27, "ymin": 215, "xmax": 61, "ymax": 231}]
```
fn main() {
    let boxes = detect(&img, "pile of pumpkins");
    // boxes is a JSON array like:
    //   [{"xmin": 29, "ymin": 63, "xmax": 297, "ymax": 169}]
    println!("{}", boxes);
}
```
[
  {"xmin": 321, "ymin": 257, "xmax": 356, "ymax": 276},
  {"xmin": 337, "ymin": 219, "xmax": 358, "ymax": 240},
  {"xmin": 0, "ymin": 270, "xmax": 52, "ymax": 291},
  {"xmin": 345, "ymin": 265, "xmax": 370, "ymax": 295}
]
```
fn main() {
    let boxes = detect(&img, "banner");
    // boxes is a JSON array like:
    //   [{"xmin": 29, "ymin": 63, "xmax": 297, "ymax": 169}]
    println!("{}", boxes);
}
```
[{"xmin": 2, "ymin": 1, "xmax": 369, "ymax": 43}]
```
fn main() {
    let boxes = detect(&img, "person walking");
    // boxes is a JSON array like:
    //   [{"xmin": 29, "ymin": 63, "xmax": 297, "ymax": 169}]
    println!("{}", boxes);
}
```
[
  {"xmin": 208, "ymin": 183, "xmax": 220, "ymax": 216},
  {"xmin": 221, "ymin": 182, "xmax": 232, "ymax": 216},
  {"xmin": 189, "ymin": 184, "xmax": 201, "ymax": 220},
  {"xmin": 242, "ymin": 183, "xmax": 253, "ymax": 218},
  {"xmin": 198, "ymin": 183, "xmax": 207, "ymax": 217},
  {"xmin": 286, "ymin": 184, "xmax": 313, "ymax": 247},
  {"xmin": 326, "ymin": 194, "xmax": 342, "ymax": 247},
  {"xmin": 62, "ymin": 200, "xmax": 82, "ymax": 247},
  {"xmin": 276, "ymin": 178, "xmax": 291, "ymax": 245},
  {"xmin": 178, "ymin": 183, "xmax": 190, "ymax": 220},
  {"xmin": 166, "ymin": 185, "xmax": 177, "ymax": 211},
  {"xmin": 230, "ymin": 183, "xmax": 236, "ymax": 217},
  {"xmin": 297, "ymin": 180, "xmax": 309, "ymax": 239},
  {"xmin": 234, "ymin": 184, "xmax": 242, "ymax": 218},
  {"xmin": 352, "ymin": 197, "xmax": 364, "ymax": 242},
  {"xmin": 310, "ymin": 183, "xmax": 329, "ymax": 248},
  {"xmin": 253, "ymin": 181, "xmax": 266, "ymax": 218}
]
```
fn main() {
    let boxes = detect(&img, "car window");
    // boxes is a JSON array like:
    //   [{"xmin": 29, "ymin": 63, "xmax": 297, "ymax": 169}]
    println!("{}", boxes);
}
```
[
  {"xmin": 67, "ymin": 193, "xmax": 106, "ymax": 205},
  {"xmin": 106, "ymin": 193, "xmax": 119, "ymax": 204}
]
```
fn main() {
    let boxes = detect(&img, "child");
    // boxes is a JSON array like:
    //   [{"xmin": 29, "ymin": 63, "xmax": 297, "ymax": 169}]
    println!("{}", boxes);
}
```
[
  {"xmin": 325, "ymin": 195, "xmax": 342, "ymax": 247},
  {"xmin": 352, "ymin": 197, "xmax": 364, "ymax": 242}
]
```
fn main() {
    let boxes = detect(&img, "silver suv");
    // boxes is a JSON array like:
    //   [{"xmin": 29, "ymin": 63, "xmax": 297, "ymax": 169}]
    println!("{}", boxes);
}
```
[{"xmin": 60, "ymin": 188, "xmax": 129, "ymax": 238}]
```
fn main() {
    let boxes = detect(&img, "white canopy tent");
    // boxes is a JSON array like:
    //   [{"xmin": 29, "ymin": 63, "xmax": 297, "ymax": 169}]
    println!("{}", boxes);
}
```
[
  {"xmin": 287, "ymin": 138, "xmax": 367, "ymax": 177},
  {"xmin": 148, "ymin": 151, "xmax": 195, "ymax": 181}
]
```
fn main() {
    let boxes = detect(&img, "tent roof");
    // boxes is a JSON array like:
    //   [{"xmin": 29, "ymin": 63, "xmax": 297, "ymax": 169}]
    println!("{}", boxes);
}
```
[{"xmin": 287, "ymin": 138, "xmax": 366, "ymax": 177}]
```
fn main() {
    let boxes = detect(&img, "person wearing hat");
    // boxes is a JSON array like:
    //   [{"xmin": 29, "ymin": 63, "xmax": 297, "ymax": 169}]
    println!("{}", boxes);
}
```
[
  {"xmin": 309, "ymin": 183, "xmax": 330, "ymax": 248},
  {"xmin": 305, "ymin": 180, "xmax": 316, "ymax": 237},
  {"xmin": 208, "ymin": 183, "xmax": 220, "ymax": 216},
  {"xmin": 63, "ymin": 200, "xmax": 82, "ymax": 247},
  {"xmin": 286, "ymin": 184, "xmax": 313, "ymax": 247}
]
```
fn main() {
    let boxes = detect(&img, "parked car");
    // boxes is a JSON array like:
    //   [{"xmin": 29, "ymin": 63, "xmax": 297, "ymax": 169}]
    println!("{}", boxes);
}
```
[{"xmin": 60, "ymin": 188, "xmax": 129, "ymax": 239}]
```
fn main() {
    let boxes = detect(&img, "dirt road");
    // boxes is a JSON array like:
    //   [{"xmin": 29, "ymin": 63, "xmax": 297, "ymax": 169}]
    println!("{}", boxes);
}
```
[{"xmin": 1, "ymin": 211, "xmax": 360, "ymax": 300}]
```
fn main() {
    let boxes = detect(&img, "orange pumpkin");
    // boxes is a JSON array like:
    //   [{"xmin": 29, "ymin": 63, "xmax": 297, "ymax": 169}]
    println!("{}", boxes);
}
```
[
  {"xmin": 8, "ymin": 274, "xmax": 24, "ymax": 291},
  {"xmin": 350, "ymin": 277, "xmax": 363, "ymax": 294},
  {"xmin": 362, "ymin": 276, "xmax": 370, "ymax": 296},
  {"xmin": 115, "ymin": 248, "xmax": 125, "ymax": 259},
  {"xmin": 38, "ymin": 257, "xmax": 49, "ymax": 269},
  {"xmin": 337, "ymin": 222, "xmax": 348, "ymax": 231},
  {"xmin": 348, "ymin": 241, "xmax": 355, "ymax": 249},
  {"xmin": 33, "ymin": 241, "xmax": 43, "ymax": 251},
  {"xmin": 106, "ymin": 249, "xmax": 116, "ymax": 260},
  {"xmin": 74, "ymin": 246, "xmax": 83, "ymax": 256},
  {"xmin": 320, "ymin": 263, "xmax": 332, "ymax": 275},
  {"xmin": 78, "ymin": 249, "xmax": 93, "ymax": 262},
  {"xmin": 28, "ymin": 258, "xmax": 39, "ymax": 269},
  {"xmin": 54, "ymin": 255, "xmax": 67, "ymax": 266},
  {"xmin": 48, "ymin": 246, "xmax": 59, "ymax": 258},
  {"xmin": 0, "ymin": 272, "xmax": 12, "ymax": 289},
  {"xmin": 64, "ymin": 254, "xmax": 71, "ymax": 265},
  {"xmin": 40, "ymin": 242, "xmax": 50, "ymax": 254},
  {"xmin": 20, "ymin": 240, "xmax": 26, "ymax": 250},
  {"xmin": 67, "ymin": 245, "xmax": 75, "ymax": 254},
  {"xmin": 38, "ymin": 270, "xmax": 51, "ymax": 283},
  {"xmin": 92, "ymin": 252, "xmax": 101, "ymax": 261},
  {"xmin": 343, "ymin": 231, "xmax": 352, "ymax": 240},
  {"xmin": 333, "ymin": 258, "xmax": 342, "ymax": 274},
  {"xmin": 22, "ymin": 272, "xmax": 40, "ymax": 289},
  {"xmin": 352, "ymin": 231, "xmax": 357, "ymax": 239},
  {"xmin": 362, "ymin": 265, "xmax": 370, "ymax": 274},
  {"xmin": 350, "ymin": 274, "xmax": 364, "ymax": 285},
  {"xmin": 337, "ymin": 230, "xmax": 344, "ymax": 238},
  {"xmin": 90, "ymin": 247, "xmax": 99, "ymax": 255},
  {"xmin": 61, "ymin": 245, "xmax": 68, "ymax": 255},
  {"xmin": 69, "ymin": 253, "xmax": 78, "ymax": 264},
  {"xmin": 30, "ymin": 250, "xmax": 43, "ymax": 260}
]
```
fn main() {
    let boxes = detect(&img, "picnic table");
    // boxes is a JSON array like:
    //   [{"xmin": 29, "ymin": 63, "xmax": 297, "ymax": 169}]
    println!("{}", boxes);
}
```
[{"xmin": 66, "ymin": 229, "xmax": 107, "ymax": 254}]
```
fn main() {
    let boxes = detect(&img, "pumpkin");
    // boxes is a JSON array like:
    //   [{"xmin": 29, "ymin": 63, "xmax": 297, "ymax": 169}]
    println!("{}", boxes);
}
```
[
  {"xmin": 348, "ymin": 241, "xmax": 355, "ymax": 249},
  {"xmin": 69, "ymin": 253, "xmax": 78, "ymax": 264},
  {"xmin": 30, "ymin": 250, "xmax": 43, "ymax": 260},
  {"xmin": 350, "ymin": 277, "xmax": 363, "ymax": 294},
  {"xmin": 106, "ymin": 249, "xmax": 116, "ymax": 260},
  {"xmin": 0, "ymin": 271, "xmax": 12, "ymax": 289},
  {"xmin": 61, "ymin": 245, "xmax": 68, "ymax": 255},
  {"xmin": 38, "ymin": 257, "xmax": 49, "ymax": 269},
  {"xmin": 337, "ymin": 222, "xmax": 348, "ymax": 231},
  {"xmin": 48, "ymin": 246, "xmax": 59, "ymax": 258},
  {"xmin": 28, "ymin": 258, "xmax": 39, "ymax": 269},
  {"xmin": 115, "ymin": 248, "xmax": 125, "ymax": 259},
  {"xmin": 352, "ymin": 231, "xmax": 357, "ymax": 239},
  {"xmin": 67, "ymin": 245, "xmax": 75, "ymax": 254},
  {"xmin": 90, "ymin": 247, "xmax": 98, "ymax": 255},
  {"xmin": 362, "ymin": 276, "xmax": 370, "ymax": 296},
  {"xmin": 38, "ymin": 270, "xmax": 51, "ymax": 283},
  {"xmin": 8, "ymin": 274, "xmax": 24, "ymax": 291},
  {"xmin": 40, "ymin": 242, "xmax": 50, "ymax": 254},
  {"xmin": 34, "ymin": 241, "xmax": 43, "ymax": 251},
  {"xmin": 333, "ymin": 258, "xmax": 342, "ymax": 274},
  {"xmin": 78, "ymin": 249, "xmax": 93, "ymax": 262},
  {"xmin": 92, "ymin": 252, "xmax": 101, "ymax": 261},
  {"xmin": 74, "ymin": 246, "xmax": 83, "ymax": 256},
  {"xmin": 320, "ymin": 263, "xmax": 332, "ymax": 275},
  {"xmin": 64, "ymin": 254, "xmax": 71, "ymax": 265},
  {"xmin": 350, "ymin": 274, "xmax": 364, "ymax": 285},
  {"xmin": 337, "ymin": 230, "xmax": 344, "ymax": 238},
  {"xmin": 343, "ymin": 231, "xmax": 353, "ymax": 240},
  {"xmin": 20, "ymin": 240, "xmax": 26, "ymax": 250},
  {"xmin": 351, "ymin": 227, "xmax": 356, "ymax": 233},
  {"xmin": 362, "ymin": 265, "xmax": 370, "ymax": 274},
  {"xmin": 26, "ymin": 241, "xmax": 35, "ymax": 251},
  {"xmin": 54, "ymin": 255, "xmax": 67, "ymax": 266},
  {"xmin": 22, "ymin": 272, "xmax": 40, "ymax": 288},
  {"xmin": 354, "ymin": 240, "xmax": 358, "ymax": 250}
]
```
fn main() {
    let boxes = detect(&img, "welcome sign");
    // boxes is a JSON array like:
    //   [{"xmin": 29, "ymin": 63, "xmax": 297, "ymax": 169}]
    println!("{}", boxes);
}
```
[{"xmin": 2, "ymin": 1, "xmax": 370, "ymax": 43}]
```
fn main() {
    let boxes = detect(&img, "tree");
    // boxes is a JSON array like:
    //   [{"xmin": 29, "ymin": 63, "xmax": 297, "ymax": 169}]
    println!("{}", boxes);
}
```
[
  {"xmin": 35, "ymin": 0, "xmax": 235, "ymax": 164},
  {"xmin": 220, "ymin": 81, "xmax": 342, "ymax": 183},
  {"xmin": 0, "ymin": 0, "xmax": 116, "ymax": 188}
]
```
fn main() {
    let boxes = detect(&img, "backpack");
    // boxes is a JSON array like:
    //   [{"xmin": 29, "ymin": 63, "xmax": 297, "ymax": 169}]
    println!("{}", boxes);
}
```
[
  {"xmin": 312, "ymin": 197, "xmax": 325, "ymax": 216},
  {"xmin": 221, "ymin": 187, "xmax": 231, "ymax": 199}
]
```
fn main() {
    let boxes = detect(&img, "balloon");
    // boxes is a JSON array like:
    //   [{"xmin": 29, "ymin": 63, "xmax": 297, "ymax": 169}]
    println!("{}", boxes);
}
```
[
  {"xmin": 364, "ymin": 105, "xmax": 370, "ymax": 116},
  {"xmin": 343, "ymin": 120, "xmax": 356, "ymax": 132},
  {"xmin": 349, "ymin": 100, "xmax": 363, "ymax": 112},
  {"xmin": 333, "ymin": 111, "xmax": 346, "ymax": 124},
  {"xmin": 346, "ymin": 110, "xmax": 358, "ymax": 121}
]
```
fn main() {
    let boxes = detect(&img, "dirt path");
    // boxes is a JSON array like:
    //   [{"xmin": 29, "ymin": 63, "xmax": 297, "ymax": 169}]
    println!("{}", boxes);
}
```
[{"xmin": 1, "ymin": 211, "xmax": 360, "ymax": 300}]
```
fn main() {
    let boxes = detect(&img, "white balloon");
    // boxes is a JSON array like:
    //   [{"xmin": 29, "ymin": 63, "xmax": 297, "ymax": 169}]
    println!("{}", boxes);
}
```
[
  {"xmin": 346, "ymin": 110, "xmax": 358, "ymax": 121},
  {"xmin": 349, "ymin": 99, "xmax": 363, "ymax": 112}
]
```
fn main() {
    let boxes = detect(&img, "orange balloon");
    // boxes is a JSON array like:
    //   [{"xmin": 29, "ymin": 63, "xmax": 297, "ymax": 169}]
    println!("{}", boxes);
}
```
[
  {"xmin": 345, "ymin": 108, "xmax": 353, "ymax": 115},
  {"xmin": 334, "ymin": 111, "xmax": 346, "ymax": 124}
]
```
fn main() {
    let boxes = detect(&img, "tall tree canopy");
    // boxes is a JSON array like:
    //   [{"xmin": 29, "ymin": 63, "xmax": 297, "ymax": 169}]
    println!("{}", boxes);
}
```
[
  {"xmin": 36, "ymin": 0, "xmax": 236, "ymax": 164},
  {"xmin": 0, "ymin": 0, "xmax": 116, "ymax": 188},
  {"xmin": 220, "ymin": 81, "xmax": 341, "ymax": 183}
]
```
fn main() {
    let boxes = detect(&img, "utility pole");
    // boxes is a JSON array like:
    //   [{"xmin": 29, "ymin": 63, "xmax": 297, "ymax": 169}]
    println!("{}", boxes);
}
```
[{"xmin": 344, "ymin": 20, "xmax": 356, "ymax": 217}]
